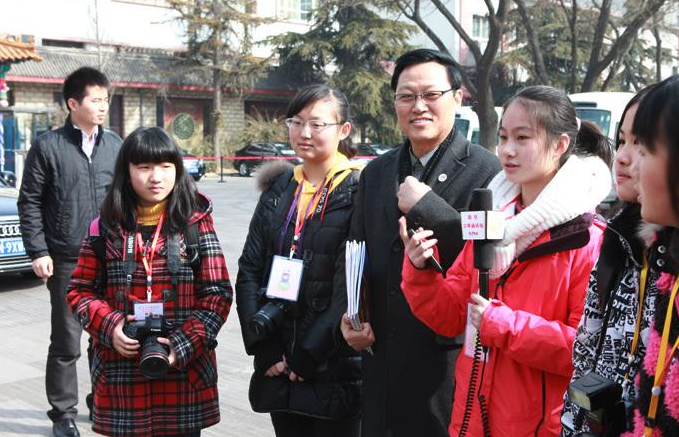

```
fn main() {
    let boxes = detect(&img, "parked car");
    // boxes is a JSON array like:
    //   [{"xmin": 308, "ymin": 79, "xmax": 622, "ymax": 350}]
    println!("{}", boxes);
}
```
[
  {"xmin": 569, "ymin": 92, "xmax": 634, "ymax": 140},
  {"xmin": 233, "ymin": 142, "xmax": 301, "ymax": 177},
  {"xmin": 372, "ymin": 145, "xmax": 391, "ymax": 155},
  {"xmin": 180, "ymin": 148, "xmax": 206, "ymax": 181},
  {"xmin": 351, "ymin": 143, "xmax": 381, "ymax": 164},
  {"xmin": 355, "ymin": 143, "xmax": 379, "ymax": 157},
  {"xmin": 0, "ymin": 177, "xmax": 32, "ymax": 274}
]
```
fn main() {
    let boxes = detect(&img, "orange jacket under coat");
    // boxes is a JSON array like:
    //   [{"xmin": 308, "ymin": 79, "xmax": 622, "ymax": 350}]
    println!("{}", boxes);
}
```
[{"xmin": 401, "ymin": 216, "xmax": 604, "ymax": 437}]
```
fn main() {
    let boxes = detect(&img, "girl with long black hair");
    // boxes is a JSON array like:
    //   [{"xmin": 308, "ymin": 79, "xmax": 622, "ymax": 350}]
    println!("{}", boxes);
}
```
[{"xmin": 67, "ymin": 127, "xmax": 232, "ymax": 437}]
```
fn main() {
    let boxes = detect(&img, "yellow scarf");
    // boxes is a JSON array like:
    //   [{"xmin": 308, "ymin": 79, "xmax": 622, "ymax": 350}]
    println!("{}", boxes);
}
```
[
  {"xmin": 136, "ymin": 199, "xmax": 167, "ymax": 226},
  {"xmin": 292, "ymin": 153, "xmax": 361, "ymax": 223}
]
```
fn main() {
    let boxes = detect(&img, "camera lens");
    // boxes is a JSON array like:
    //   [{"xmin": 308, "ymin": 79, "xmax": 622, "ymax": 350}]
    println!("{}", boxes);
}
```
[
  {"xmin": 139, "ymin": 335, "xmax": 170, "ymax": 379},
  {"xmin": 249, "ymin": 302, "xmax": 286, "ymax": 338}
]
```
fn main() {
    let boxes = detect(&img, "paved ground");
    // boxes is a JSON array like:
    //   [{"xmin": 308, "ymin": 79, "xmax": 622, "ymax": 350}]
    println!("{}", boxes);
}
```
[{"xmin": 0, "ymin": 176, "xmax": 276, "ymax": 437}]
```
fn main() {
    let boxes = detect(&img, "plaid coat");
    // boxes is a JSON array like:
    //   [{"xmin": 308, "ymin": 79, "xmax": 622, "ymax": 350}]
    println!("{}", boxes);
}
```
[{"xmin": 67, "ymin": 195, "xmax": 232, "ymax": 437}]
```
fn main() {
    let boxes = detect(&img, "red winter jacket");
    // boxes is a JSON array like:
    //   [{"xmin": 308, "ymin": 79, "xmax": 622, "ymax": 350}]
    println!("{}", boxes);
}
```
[
  {"xmin": 67, "ymin": 195, "xmax": 232, "ymax": 437},
  {"xmin": 401, "ymin": 214, "xmax": 604, "ymax": 437}
]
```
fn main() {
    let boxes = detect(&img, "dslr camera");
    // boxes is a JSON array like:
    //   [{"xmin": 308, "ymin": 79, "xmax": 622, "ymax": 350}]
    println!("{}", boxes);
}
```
[
  {"xmin": 123, "ymin": 314, "xmax": 174, "ymax": 379},
  {"xmin": 568, "ymin": 372, "xmax": 627, "ymax": 437},
  {"xmin": 249, "ymin": 299, "xmax": 290, "ymax": 339}
]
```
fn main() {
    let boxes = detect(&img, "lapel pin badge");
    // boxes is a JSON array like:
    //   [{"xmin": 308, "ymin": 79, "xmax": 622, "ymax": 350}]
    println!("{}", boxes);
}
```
[{"xmin": 438, "ymin": 173, "xmax": 448, "ymax": 183}]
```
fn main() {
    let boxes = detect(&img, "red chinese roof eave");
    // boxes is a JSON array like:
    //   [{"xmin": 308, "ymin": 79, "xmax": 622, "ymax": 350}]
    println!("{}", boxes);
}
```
[
  {"xmin": 6, "ymin": 75, "xmax": 295, "ymax": 96},
  {"xmin": 0, "ymin": 39, "xmax": 42, "ymax": 63}
]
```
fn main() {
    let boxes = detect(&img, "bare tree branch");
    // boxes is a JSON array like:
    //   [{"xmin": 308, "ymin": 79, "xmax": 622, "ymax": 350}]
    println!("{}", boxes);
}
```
[
  {"xmin": 581, "ymin": 0, "xmax": 667, "ymax": 91},
  {"xmin": 395, "ymin": 0, "xmax": 478, "ymax": 96},
  {"xmin": 430, "ymin": 0, "xmax": 482, "ymax": 61},
  {"xmin": 513, "ymin": 0, "xmax": 549, "ymax": 84}
]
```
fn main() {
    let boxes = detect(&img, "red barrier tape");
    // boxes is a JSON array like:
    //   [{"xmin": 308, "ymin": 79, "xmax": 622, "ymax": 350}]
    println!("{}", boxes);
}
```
[{"xmin": 186, "ymin": 155, "xmax": 376, "ymax": 161}]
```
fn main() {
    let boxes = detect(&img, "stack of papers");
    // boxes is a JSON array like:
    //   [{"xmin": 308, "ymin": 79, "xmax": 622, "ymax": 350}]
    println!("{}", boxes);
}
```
[
  {"xmin": 345, "ymin": 240, "xmax": 372, "ymax": 355},
  {"xmin": 345, "ymin": 240, "xmax": 365, "ymax": 329}
]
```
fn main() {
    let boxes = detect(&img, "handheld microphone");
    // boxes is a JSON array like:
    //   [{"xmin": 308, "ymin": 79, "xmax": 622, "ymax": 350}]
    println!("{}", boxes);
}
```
[{"xmin": 462, "ymin": 188, "xmax": 504, "ymax": 299}]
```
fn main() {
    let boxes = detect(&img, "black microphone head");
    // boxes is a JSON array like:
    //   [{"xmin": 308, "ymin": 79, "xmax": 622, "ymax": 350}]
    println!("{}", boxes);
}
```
[
  {"xmin": 471, "ymin": 188, "xmax": 495, "ymax": 271},
  {"xmin": 470, "ymin": 188, "xmax": 492, "ymax": 212}
]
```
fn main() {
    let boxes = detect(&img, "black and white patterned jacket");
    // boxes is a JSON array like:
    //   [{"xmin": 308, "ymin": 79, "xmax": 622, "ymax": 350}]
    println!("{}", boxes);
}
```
[{"xmin": 561, "ymin": 204, "xmax": 670, "ymax": 436}]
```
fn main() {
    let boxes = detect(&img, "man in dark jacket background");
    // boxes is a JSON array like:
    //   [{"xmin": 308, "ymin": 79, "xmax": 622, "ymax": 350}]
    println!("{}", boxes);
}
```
[
  {"xmin": 340, "ymin": 49, "xmax": 501, "ymax": 437},
  {"xmin": 17, "ymin": 67, "xmax": 122, "ymax": 437}
]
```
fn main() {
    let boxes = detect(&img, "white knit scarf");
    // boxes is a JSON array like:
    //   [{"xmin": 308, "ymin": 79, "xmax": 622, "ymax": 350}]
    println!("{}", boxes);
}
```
[{"xmin": 487, "ymin": 155, "xmax": 612, "ymax": 278}]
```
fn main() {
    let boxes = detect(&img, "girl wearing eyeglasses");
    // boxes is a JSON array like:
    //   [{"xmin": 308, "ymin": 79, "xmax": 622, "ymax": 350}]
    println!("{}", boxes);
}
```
[
  {"xmin": 400, "ymin": 85, "xmax": 613, "ymax": 437},
  {"xmin": 236, "ymin": 84, "xmax": 363, "ymax": 437}
]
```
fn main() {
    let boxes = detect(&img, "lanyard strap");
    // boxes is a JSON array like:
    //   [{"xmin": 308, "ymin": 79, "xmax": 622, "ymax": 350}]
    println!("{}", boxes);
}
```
[
  {"xmin": 135, "ymin": 213, "xmax": 165, "ymax": 302},
  {"xmin": 291, "ymin": 179, "xmax": 332, "ymax": 258},
  {"xmin": 644, "ymin": 276, "xmax": 679, "ymax": 436},
  {"xmin": 278, "ymin": 177, "xmax": 332, "ymax": 258}
]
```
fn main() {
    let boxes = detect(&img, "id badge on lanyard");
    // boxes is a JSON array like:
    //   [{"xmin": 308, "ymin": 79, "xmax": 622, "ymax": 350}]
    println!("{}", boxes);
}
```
[
  {"xmin": 266, "ymin": 255, "xmax": 304, "ymax": 302},
  {"xmin": 129, "ymin": 214, "xmax": 165, "ymax": 320},
  {"xmin": 270, "ymin": 178, "xmax": 331, "ymax": 303}
]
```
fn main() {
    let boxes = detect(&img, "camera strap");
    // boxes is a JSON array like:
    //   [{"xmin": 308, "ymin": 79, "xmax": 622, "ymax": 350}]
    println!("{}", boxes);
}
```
[
  {"xmin": 592, "ymin": 255, "xmax": 650, "ymax": 378},
  {"xmin": 627, "ymin": 256, "xmax": 650, "ymax": 379},
  {"xmin": 644, "ymin": 275, "xmax": 679, "ymax": 437},
  {"xmin": 123, "ymin": 231, "xmax": 137, "ymax": 316},
  {"xmin": 573, "ymin": 256, "xmax": 653, "ymax": 431}
]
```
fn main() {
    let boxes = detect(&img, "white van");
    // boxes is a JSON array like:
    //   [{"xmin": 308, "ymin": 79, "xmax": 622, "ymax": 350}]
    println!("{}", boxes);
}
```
[
  {"xmin": 569, "ymin": 92, "xmax": 634, "ymax": 139},
  {"xmin": 455, "ymin": 106, "xmax": 503, "ymax": 146}
]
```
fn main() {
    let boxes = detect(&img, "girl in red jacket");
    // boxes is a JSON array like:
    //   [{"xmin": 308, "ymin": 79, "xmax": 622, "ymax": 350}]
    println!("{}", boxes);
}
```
[
  {"xmin": 67, "ymin": 127, "xmax": 232, "ymax": 437},
  {"xmin": 400, "ymin": 85, "xmax": 612, "ymax": 437},
  {"xmin": 622, "ymin": 75, "xmax": 679, "ymax": 437}
]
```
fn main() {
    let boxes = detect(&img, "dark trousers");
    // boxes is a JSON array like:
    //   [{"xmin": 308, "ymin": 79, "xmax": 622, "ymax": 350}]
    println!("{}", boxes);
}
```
[
  {"xmin": 271, "ymin": 412, "xmax": 360, "ymax": 437},
  {"xmin": 46, "ymin": 260, "xmax": 81, "ymax": 422}
]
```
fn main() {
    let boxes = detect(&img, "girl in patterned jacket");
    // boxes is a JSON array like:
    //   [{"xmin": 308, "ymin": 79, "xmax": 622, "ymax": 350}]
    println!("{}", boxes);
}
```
[
  {"xmin": 623, "ymin": 75, "xmax": 679, "ymax": 437},
  {"xmin": 67, "ymin": 127, "xmax": 232, "ymax": 437},
  {"xmin": 560, "ymin": 85, "xmax": 667, "ymax": 437}
]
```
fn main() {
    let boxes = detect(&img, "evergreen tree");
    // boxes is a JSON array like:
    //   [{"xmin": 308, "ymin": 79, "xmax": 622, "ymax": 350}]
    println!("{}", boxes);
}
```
[
  {"xmin": 167, "ymin": 0, "xmax": 269, "ymax": 160},
  {"xmin": 271, "ymin": 1, "xmax": 414, "ymax": 145}
]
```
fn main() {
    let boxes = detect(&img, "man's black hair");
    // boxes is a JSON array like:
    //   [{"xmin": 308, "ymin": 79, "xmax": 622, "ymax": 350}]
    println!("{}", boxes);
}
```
[
  {"xmin": 390, "ymin": 49, "xmax": 462, "ymax": 92},
  {"xmin": 62, "ymin": 67, "xmax": 110, "ymax": 112}
]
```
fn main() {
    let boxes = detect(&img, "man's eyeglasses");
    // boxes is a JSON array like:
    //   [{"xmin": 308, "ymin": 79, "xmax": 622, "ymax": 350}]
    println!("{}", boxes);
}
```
[
  {"xmin": 394, "ymin": 88, "xmax": 455, "ymax": 105},
  {"xmin": 285, "ymin": 118, "xmax": 341, "ymax": 131}
]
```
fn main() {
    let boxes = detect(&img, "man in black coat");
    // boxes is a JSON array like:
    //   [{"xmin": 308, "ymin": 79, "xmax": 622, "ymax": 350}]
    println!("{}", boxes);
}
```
[
  {"xmin": 340, "ymin": 49, "xmax": 501, "ymax": 437},
  {"xmin": 17, "ymin": 67, "xmax": 122, "ymax": 437}
]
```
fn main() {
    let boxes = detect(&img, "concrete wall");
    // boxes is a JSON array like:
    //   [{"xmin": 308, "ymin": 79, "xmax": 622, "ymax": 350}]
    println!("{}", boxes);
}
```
[{"xmin": 121, "ymin": 88, "xmax": 157, "ymax": 135}]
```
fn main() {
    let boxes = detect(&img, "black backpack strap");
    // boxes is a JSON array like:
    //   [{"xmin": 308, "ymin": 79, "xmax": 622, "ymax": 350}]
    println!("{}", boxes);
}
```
[
  {"xmin": 166, "ymin": 233, "xmax": 181, "ymax": 324},
  {"xmin": 184, "ymin": 222, "xmax": 201, "ymax": 271},
  {"xmin": 88, "ymin": 217, "xmax": 107, "ymax": 295}
]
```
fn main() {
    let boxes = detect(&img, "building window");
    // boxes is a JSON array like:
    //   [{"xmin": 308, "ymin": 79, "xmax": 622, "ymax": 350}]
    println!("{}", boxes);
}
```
[
  {"xmin": 109, "ymin": 95, "xmax": 124, "ymax": 137},
  {"xmin": 472, "ymin": 15, "xmax": 490, "ymax": 39},
  {"xmin": 42, "ymin": 39, "xmax": 85, "ymax": 49},
  {"xmin": 278, "ymin": 0, "xmax": 315, "ymax": 21}
]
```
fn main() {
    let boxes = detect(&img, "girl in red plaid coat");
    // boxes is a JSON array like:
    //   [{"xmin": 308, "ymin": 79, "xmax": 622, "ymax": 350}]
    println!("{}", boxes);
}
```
[{"xmin": 67, "ymin": 127, "xmax": 232, "ymax": 437}]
